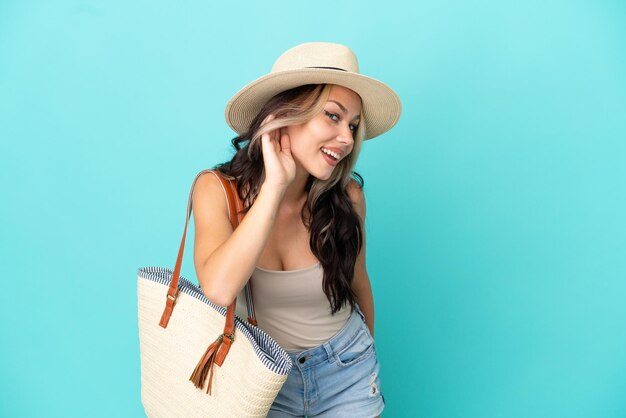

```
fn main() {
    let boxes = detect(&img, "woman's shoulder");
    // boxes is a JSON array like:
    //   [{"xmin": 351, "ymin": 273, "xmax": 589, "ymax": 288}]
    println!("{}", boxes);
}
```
[
  {"xmin": 192, "ymin": 170, "xmax": 232, "ymax": 217},
  {"xmin": 195, "ymin": 169, "xmax": 226, "ymax": 193}
]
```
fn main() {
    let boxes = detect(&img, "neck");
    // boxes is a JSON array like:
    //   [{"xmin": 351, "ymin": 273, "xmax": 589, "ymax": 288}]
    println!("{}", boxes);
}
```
[{"xmin": 281, "ymin": 166, "xmax": 310, "ymax": 209}]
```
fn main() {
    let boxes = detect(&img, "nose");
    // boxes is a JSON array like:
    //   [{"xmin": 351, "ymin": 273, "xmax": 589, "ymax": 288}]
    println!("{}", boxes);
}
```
[{"xmin": 336, "ymin": 124, "xmax": 355, "ymax": 146}]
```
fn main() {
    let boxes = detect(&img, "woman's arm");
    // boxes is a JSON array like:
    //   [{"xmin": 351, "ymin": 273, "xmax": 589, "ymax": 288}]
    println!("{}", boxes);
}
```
[
  {"xmin": 192, "ymin": 173, "xmax": 285, "ymax": 306},
  {"xmin": 193, "ymin": 124, "xmax": 294, "ymax": 306},
  {"xmin": 347, "ymin": 181, "xmax": 376, "ymax": 337}
]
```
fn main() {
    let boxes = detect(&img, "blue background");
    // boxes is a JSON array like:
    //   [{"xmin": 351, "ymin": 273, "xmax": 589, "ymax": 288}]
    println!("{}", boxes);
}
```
[{"xmin": 1, "ymin": 1, "xmax": 625, "ymax": 417}]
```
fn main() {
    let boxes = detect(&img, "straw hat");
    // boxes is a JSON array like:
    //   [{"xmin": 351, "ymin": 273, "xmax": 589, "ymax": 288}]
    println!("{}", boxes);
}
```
[{"xmin": 224, "ymin": 42, "xmax": 402, "ymax": 140}]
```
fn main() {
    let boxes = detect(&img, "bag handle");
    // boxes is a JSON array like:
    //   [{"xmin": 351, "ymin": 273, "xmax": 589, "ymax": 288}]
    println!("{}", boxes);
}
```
[
  {"xmin": 159, "ymin": 169, "xmax": 257, "ymax": 328},
  {"xmin": 158, "ymin": 169, "xmax": 248, "ymax": 328},
  {"xmin": 156, "ymin": 169, "xmax": 258, "ymax": 394},
  {"xmin": 216, "ymin": 171, "xmax": 258, "ymax": 325},
  {"xmin": 158, "ymin": 168, "xmax": 258, "ymax": 327}
]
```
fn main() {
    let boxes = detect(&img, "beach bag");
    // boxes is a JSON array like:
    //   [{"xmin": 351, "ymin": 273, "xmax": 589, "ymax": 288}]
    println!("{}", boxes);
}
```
[{"xmin": 137, "ymin": 169, "xmax": 292, "ymax": 417}]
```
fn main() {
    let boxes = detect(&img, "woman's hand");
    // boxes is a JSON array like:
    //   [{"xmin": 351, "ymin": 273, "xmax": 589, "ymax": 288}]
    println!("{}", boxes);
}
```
[{"xmin": 260, "ymin": 115, "xmax": 296, "ymax": 189}]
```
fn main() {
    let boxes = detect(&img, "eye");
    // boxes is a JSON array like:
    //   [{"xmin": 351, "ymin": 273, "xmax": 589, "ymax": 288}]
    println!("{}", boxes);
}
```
[
  {"xmin": 324, "ymin": 110, "xmax": 340, "ymax": 122},
  {"xmin": 349, "ymin": 124, "xmax": 358, "ymax": 133}
]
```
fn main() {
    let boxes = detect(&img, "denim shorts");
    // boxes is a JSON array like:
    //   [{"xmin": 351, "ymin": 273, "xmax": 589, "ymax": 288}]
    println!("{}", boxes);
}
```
[{"xmin": 267, "ymin": 305, "xmax": 385, "ymax": 417}]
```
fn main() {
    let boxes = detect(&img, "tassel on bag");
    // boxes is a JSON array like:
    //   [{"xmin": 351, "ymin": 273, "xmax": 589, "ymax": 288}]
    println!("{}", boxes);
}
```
[{"xmin": 189, "ymin": 332, "xmax": 235, "ymax": 394}]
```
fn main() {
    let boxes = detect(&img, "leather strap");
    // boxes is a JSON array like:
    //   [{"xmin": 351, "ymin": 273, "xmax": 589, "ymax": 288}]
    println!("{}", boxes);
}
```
[
  {"xmin": 158, "ymin": 169, "xmax": 256, "ymax": 332},
  {"xmin": 224, "ymin": 180, "xmax": 259, "ymax": 325}
]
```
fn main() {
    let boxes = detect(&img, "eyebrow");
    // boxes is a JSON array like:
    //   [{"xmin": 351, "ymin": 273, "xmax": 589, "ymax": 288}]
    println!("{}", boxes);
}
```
[{"xmin": 328, "ymin": 100, "xmax": 361, "ymax": 120}]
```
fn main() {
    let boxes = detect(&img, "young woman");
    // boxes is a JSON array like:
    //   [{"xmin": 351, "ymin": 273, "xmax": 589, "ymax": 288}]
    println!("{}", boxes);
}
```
[{"xmin": 192, "ymin": 42, "xmax": 401, "ymax": 417}]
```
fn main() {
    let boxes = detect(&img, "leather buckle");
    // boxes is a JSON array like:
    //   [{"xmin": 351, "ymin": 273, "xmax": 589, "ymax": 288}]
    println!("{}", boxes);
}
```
[{"xmin": 167, "ymin": 290, "xmax": 179, "ymax": 303}]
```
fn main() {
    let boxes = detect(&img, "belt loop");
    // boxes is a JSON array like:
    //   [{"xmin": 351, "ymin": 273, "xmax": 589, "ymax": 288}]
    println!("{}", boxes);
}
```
[{"xmin": 322, "ymin": 340, "xmax": 335, "ymax": 362}]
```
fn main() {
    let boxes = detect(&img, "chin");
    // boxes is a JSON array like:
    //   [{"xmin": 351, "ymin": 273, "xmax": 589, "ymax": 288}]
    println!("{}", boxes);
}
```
[
  {"xmin": 309, "ymin": 168, "xmax": 334, "ymax": 181},
  {"xmin": 313, "ymin": 174, "xmax": 332, "ymax": 181}
]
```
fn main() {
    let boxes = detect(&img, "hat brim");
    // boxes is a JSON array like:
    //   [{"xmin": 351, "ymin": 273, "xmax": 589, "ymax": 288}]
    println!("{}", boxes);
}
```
[{"xmin": 225, "ymin": 68, "xmax": 402, "ymax": 140}]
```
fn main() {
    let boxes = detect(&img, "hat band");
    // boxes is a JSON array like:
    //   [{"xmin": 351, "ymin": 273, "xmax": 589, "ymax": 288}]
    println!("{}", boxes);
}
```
[{"xmin": 305, "ymin": 66, "xmax": 348, "ymax": 72}]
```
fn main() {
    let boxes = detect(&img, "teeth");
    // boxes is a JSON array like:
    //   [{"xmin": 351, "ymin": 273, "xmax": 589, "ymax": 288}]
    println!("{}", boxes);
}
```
[{"xmin": 321, "ymin": 148, "xmax": 340, "ymax": 160}]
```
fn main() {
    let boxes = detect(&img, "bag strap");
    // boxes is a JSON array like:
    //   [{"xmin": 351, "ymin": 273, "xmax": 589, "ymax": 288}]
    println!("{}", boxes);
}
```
[
  {"xmin": 219, "ymin": 172, "xmax": 258, "ymax": 325},
  {"xmin": 158, "ymin": 169, "xmax": 256, "ymax": 330}
]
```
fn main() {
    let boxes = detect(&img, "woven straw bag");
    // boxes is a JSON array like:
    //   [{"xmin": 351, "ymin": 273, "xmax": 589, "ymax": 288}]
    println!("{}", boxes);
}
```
[{"xmin": 137, "ymin": 169, "xmax": 292, "ymax": 417}]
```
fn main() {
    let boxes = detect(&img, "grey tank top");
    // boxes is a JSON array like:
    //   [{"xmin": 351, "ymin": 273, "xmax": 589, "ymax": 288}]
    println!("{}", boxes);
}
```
[{"xmin": 235, "ymin": 262, "xmax": 351, "ymax": 353}]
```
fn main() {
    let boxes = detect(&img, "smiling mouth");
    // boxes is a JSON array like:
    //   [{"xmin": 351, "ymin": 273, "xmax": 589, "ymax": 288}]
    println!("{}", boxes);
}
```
[{"xmin": 321, "ymin": 147, "xmax": 340, "ymax": 161}]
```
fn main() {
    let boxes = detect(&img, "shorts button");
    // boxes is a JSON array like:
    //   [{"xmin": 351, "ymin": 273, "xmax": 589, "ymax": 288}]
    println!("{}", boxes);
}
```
[{"xmin": 299, "ymin": 357, "xmax": 306, "ymax": 364}]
